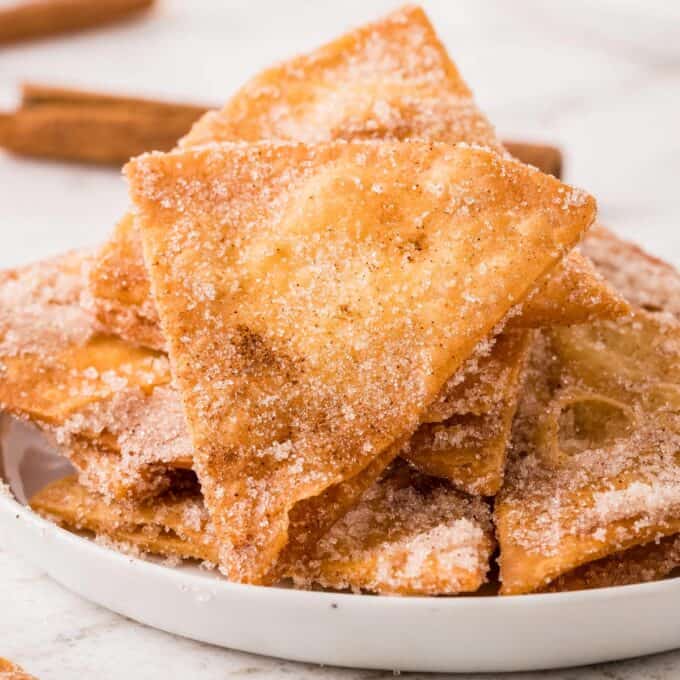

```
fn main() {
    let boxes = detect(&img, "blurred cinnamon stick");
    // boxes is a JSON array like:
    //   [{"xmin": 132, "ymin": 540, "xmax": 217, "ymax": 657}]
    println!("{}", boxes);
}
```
[
  {"xmin": 0, "ymin": 83, "xmax": 564, "ymax": 175},
  {"xmin": 505, "ymin": 140, "xmax": 562, "ymax": 179},
  {"xmin": 0, "ymin": 83, "xmax": 210, "ymax": 165},
  {"xmin": 0, "ymin": 0, "xmax": 155, "ymax": 45}
]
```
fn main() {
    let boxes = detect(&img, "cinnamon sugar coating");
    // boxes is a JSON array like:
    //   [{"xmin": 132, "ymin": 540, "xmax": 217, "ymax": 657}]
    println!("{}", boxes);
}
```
[
  {"xmin": 497, "ymin": 306, "xmax": 680, "ymax": 594},
  {"xmin": 31, "ymin": 463, "xmax": 493, "ymax": 596},
  {"xmin": 182, "ymin": 6, "xmax": 497, "ymax": 150},
  {"xmin": 127, "ymin": 139, "xmax": 594, "ymax": 582}
]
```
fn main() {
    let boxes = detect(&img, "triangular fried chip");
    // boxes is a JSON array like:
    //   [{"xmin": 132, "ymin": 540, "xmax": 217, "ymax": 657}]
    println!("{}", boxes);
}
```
[
  {"xmin": 181, "ymin": 6, "xmax": 498, "ymax": 150},
  {"xmin": 402, "ymin": 330, "xmax": 533, "ymax": 495},
  {"xmin": 127, "ymin": 139, "xmax": 595, "ymax": 582},
  {"xmin": 88, "ymin": 6, "xmax": 621, "ymax": 352},
  {"xmin": 0, "ymin": 253, "xmax": 190, "ymax": 500},
  {"xmin": 512, "ymin": 247, "xmax": 628, "ymax": 328},
  {"xmin": 30, "ymin": 474, "xmax": 217, "ymax": 563},
  {"xmin": 545, "ymin": 534, "xmax": 680, "ymax": 592},
  {"xmin": 88, "ymin": 213, "xmax": 165, "ymax": 350},
  {"xmin": 31, "ymin": 463, "xmax": 494, "ymax": 596},
  {"xmin": 496, "ymin": 307, "xmax": 680, "ymax": 594},
  {"xmin": 286, "ymin": 461, "xmax": 494, "ymax": 595},
  {"xmin": 581, "ymin": 224, "xmax": 680, "ymax": 318}
]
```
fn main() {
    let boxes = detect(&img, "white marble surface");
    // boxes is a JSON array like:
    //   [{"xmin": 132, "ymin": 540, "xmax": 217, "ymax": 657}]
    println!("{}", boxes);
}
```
[{"xmin": 1, "ymin": 1, "xmax": 679, "ymax": 678}]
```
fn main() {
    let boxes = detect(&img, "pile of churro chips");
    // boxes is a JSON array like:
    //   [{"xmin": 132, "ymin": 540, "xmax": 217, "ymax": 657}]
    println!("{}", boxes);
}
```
[{"xmin": 4, "ymin": 6, "xmax": 679, "ymax": 595}]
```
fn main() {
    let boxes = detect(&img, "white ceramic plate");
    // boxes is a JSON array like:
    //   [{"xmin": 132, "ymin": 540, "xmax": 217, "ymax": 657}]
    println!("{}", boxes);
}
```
[{"xmin": 1, "ymin": 414, "xmax": 679, "ymax": 673}]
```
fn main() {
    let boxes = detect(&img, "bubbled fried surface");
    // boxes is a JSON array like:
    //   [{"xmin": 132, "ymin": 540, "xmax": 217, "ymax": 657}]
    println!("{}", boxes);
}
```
[{"xmin": 497, "ymin": 310, "xmax": 680, "ymax": 594}]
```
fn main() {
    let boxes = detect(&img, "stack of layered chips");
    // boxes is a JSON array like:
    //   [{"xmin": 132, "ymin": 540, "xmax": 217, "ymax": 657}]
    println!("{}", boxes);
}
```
[{"xmin": 3, "ymin": 6, "xmax": 679, "ymax": 595}]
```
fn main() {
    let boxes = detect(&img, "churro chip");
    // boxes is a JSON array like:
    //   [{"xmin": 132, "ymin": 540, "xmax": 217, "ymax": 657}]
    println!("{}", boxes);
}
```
[
  {"xmin": 0, "ymin": 251, "xmax": 167, "ymax": 422},
  {"xmin": 0, "ymin": 658, "xmax": 37, "ymax": 680},
  {"xmin": 404, "ymin": 254, "xmax": 627, "ymax": 495},
  {"xmin": 31, "ymin": 464, "xmax": 494, "ymax": 596},
  {"xmin": 496, "ymin": 305, "xmax": 680, "ymax": 595},
  {"xmin": 88, "ymin": 213, "xmax": 166, "ymax": 350},
  {"xmin": 545, "ymin": 534, "xmax": 680, "ymax": 592},
  {"xmin": 582, "ymin": 224, "xmax": 680, "ymax": 318},
  {"xmin": 89, "ymin": 6, "xmax": 621, "ymax": 351},
  {"xmin": 424, "ymin": 330, "xmax": 532, "ymax": 423},
  {"xmin": 288, "ymin": 461, "xmax": 495, "ymax": 595},
  {"xmin": 0, "ymin": 252, "xmax": 190, "ymax": 500},
  {"xmin": 181, "ymin": 6, "xmax": 498, "ymax": 150},
  {"xmin": 127, "ymin": 139, "xmax": 595, "ymax": 582},
  {"xmin": 30, "ymin": 475, "xmax": 217, "ymax": 563},
  {"xmin": 514, "ymin": 248, "xmax": 628, "ymax": 329},
  {"xmin": 402, "ymin": 330, "xmax": 533, "ymax": 495}
]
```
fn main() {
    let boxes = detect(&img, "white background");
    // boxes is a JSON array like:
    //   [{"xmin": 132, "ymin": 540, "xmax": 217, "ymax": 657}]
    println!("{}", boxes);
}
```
[{"xmin": 1, "ymin": 1, "xmax": 680, "ymax": 678}]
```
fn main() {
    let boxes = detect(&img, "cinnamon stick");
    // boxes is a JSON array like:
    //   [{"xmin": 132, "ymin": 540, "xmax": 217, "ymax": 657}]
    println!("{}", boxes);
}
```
[
  {"xmin": 0, "ymin": 0, "xmax": 155, "ymax": 45},
  {"xmin": 0, "ymin": 82, "xmax": 564, "ymax": 175},
  {"xmin": 505, "ymin": 140, "xmax": 563, "ymax": 179},
  {"xmin": 0, "ymin": 83, "xmax": 210, "ymax": 165},
  {"xmin": 20, "ymin": 82, "xmax": 202, "ymax": 118}
]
